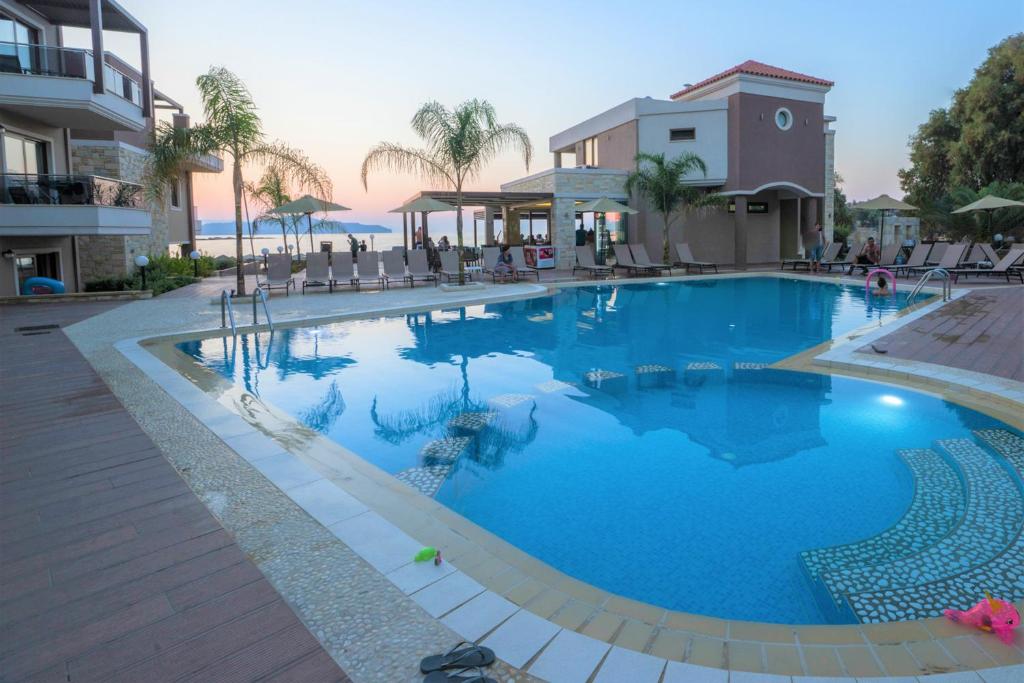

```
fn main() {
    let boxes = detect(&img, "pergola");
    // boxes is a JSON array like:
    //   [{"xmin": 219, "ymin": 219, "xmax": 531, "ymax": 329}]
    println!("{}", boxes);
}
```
[{"xmin": 397, "ymin": 190, "xmax": 553, "ymax": 248}]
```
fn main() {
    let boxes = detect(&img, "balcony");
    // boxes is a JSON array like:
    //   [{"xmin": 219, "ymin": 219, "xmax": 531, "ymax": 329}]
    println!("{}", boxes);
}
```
[
  {"xmin": 0, "ymin": 174, "xmax": 151, "ymax": 236},
  {"xmin": 0, "ymin": 42, "xmax": 145, "ymax": 131}
]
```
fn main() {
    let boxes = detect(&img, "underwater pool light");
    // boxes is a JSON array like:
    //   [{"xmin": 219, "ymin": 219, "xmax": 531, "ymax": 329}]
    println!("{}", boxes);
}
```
[{"xmin": 879, "ymin": 394, "xmax": 905, "ymax": 407}]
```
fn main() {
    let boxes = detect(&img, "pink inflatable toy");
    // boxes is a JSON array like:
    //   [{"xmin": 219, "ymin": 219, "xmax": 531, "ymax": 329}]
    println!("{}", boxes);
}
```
[
  {"xmin": 865, "ymin": 268, "xmax": 896, "ymax": 294},
  {"xmin": 944, "ymin": 593, "xmax": 1020, "ymax": 645}
]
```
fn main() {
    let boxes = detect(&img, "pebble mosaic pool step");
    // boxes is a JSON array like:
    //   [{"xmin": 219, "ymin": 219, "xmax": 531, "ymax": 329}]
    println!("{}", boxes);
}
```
[
  {"xmin": 395, "ymin": 464, "xmax": 452, "ymax": 497},
  {"xmin": 800, "ymin": 448, "xmax": 966, "ymax": 585},
  {"xmin": 635, "ymin": 364, "xmax": 677, "ymax": 388},
  {"xmin": 583, "ymin": 369, "xmax": 627, "ymax": 392},
  {"xmin": 447, "ymin": 411, "xmax": 498, "ymax": 434},
  {"xmin": 419, "ymin": 436, "xmax": 474, "ymax": 465}
]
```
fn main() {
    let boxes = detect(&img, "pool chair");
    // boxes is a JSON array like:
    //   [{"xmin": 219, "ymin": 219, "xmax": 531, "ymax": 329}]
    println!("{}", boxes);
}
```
[
  {"xmin": 893, "ymin": 243, "xmax": 932, "ymax": 277},
  {"xmin": 907, "ymin": 242, "xmax": 968, "ymax": 277},
  {"xmin": 353, "ymin": 251, "xmax": 384, "ymax": 290},
  {"xmin": 264, "ymin": 253, "xmax": 295, "ymax": 296},
  {"xmin": 822, "ymin": 242, "xmax": 858, "ymax": 272},
  {"xmin": 330, "ymin": 251, "xmax": 355, "ymax": 289},
  {"xmin": 302, "ymin": 252, "xmax": 333, "ymax": 294},
  {"xmin": 874, "ymin": 244, "xmax": 902, "ymax": 270},
  {"xmin": 782, "ymin": 242, "xmax": 839, "ymax": 271},
  {"xmin": 508, "ymin": 246, "xmax": 540, "ymax": 281},
  {"xmin": 612, "ymin": 244, "xmax": 656, "ymax": 276},
  {"xmin": 381, "ymin": 250, "xmax": 410, "ymax": 288},
  {"xmin": 406, "ymin": 250, "xmax": 438, "ymax": 286},
  {"xmin": 675, "ymin": 243, "xmax": 719, "ymax": 274},
  {"xmin": 629, "ymin": 244, "xmax": 673, "ymax": 274},
  {"xmin": 573, "ymin": 245, "xmax": 613, "ymax": 279},
  {"xmin": 948, "ymin": 246, "xmax": 1024, "ymax": 284},
  {"xmin": 480, "ymin": 247, "xmax": 500, "ymax": 273},
  {"xmin": 924, "ymin": 242, "xmax": 950, "ymax": 267}
]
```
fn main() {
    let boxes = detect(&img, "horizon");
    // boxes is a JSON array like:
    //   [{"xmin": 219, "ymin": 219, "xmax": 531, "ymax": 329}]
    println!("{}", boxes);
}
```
[{"xmin": 62, "ymin": 0, "xmax": 1024, "ymax": 234}]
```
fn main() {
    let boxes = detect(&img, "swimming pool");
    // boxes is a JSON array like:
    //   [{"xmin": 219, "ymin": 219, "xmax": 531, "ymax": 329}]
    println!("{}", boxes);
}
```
[{"xmin": 179, "ymin": 277, "xmax": 1023, "ymax": 624}]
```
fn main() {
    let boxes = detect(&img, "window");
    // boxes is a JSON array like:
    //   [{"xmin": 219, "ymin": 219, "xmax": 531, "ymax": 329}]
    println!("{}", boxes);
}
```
[
  {"xmin": 582, "ymin": 137, "xmax": 598, "ymax": 166},
  {"xmin": 2, "ymin": 131, "xmax": 48, "ymax": 175},
  {"xmin": 169, "ymin": 179, "xmax": 181, "ymax": 209},
  {"xmin": 669, "ymin": 128, "xmax": 696, "ymax": 142},
  {"xmin": 774, "ymin": 108, "xmax": 793, "ymax": 131},
  {"xmin": 0, "ymin": 12, "xmax": 41, "ymax": 73}
]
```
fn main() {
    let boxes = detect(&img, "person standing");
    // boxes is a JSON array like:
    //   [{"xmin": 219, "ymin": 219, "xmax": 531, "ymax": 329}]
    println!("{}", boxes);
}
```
[
  {"xmin": 348, "ymin": 234, "xmax": 359, "ymax": 258},
  {"xmin": 811, "ymin": 223, "xmax": 825, "ymax": 273},
  {"xmin": 359, "ymin": 240, "xmax": 368, "ymax": 252}
]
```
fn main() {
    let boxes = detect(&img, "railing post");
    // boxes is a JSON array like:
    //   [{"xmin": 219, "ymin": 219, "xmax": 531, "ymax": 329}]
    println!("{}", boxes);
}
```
[{"xmin": 88, "ymin": 0, "xmax": 105, "ymax": 95}]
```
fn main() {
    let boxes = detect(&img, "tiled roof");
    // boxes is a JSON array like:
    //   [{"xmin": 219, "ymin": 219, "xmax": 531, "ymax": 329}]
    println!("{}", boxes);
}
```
[{"xmin": 670, "ymin": 60, "xmax": 833, "ymax": 99}]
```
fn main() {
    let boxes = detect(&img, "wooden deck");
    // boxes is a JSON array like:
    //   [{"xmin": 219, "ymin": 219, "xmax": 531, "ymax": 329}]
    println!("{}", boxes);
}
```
[
  {"xmin": 862, "ymin": 286, "xmax": 1024, "ymax": 382},
  {"xmin": 0, "ymin": 303, "xmax": 349, "ymax": 682}
]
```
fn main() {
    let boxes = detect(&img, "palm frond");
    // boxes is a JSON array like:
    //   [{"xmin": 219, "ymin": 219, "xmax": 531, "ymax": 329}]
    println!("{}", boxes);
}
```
[
  {"xmin": 248, "ymin": 141, "xmax": 332, "ymax": 199},
  {"xmin": 464, "ymin": 122, "xmax": 533, "ymax": 182},
  {"xmin": 145, "ymin": 121, "xmax": 217, "ymax": 202},
  {"xmin": 196, "ymin": 66, "xmax": 263, "ymax": 155},
  {"xmin": 361, "ymin": 142, "xmax": 453, "ymax": 189}
]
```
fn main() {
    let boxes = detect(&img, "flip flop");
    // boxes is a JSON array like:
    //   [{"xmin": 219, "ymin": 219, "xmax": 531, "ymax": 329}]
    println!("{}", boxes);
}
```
[
  {"xmin": 423, "ymin": 667, "xmax": 497, "ymax": 683},
  {"xmin": 420, "ymin": 642, "xmax": 496, "ymax": 673}
]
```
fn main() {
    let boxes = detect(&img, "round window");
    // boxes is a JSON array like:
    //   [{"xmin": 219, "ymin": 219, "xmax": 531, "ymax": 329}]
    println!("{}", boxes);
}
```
[{"xmin": 775, "ymin": 108, "xmax": 793, "ymax": 131}]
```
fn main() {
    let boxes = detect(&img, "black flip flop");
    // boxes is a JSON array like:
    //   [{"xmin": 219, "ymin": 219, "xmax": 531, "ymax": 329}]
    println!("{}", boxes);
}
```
[
  {"xmin": 420, "ymin": 642, "xmax": 496, "ymax": 673},
  {"xmin": 423, "ymin": 667, "xmax": 496, "ymax": 683}
]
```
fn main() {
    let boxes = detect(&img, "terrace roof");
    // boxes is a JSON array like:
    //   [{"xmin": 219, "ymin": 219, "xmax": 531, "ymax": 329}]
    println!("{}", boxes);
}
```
[
  {"xmin": 19, "ymin": 0, "xmax": 145, "ymax": 33},
  {"xmin": 401, "ymin": 190, "xmax": 553, "ymax": 210}
]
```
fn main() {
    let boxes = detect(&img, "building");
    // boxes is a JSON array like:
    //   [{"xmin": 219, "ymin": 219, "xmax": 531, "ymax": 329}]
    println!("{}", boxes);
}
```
[{"xmin": 0, "ymin": 0, "xmax": 221, "ymax": 297}]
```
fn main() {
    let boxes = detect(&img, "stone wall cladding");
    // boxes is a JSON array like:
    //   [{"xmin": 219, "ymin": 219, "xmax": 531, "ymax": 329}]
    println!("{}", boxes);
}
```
[
  {"xmin": 78, "ymin": 235, "xmax": 128, "ymax": 283},
  {"xmin": 824, "ymin": 132, "xmax": 836, "ymax": 241}
]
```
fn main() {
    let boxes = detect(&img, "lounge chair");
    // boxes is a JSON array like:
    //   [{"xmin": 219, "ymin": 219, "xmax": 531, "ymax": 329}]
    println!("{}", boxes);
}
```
[
  {"xmin": 438, "ymin": 250, "xmax": 470, "ymax": 283},
  {"xmin": 874, "ymin": 244, "xmax": 902, "ymax": 269},
  {"xmin": 783, "ymin": 243, "xmax": 840, "ymax": 271},
  {"xmin": 353, "ymin": 251, "xmax": 384, "ymax": 290},
  {"xmin": 629, "ymin": 244, "xmax": 673, "ymax": 274},
  {"xmin": 330, "ymin": 251, "xmax": 355, "ymax": 289},
  {"xmin": 612, "ymin": 244, "xmax": 655, "ymax": 276},
  {"xmin": 948, "ymin": 246, "xmax": 1024, "ymax": 283},
  {"xmin": 302, "ymin": 252, "xmax": 333, "ymax": 294},
  {"xmin": 573, "ymin": 245, "xmax": 613, "ymax": 279},
  {"xmin": 264, "ymin": 253, "xmax": 294, "ymax": 296},
  {"xmin": 907, "ymin": 242, "xmax": 968, "ymax": 276},
  {"xmin": 822, "ymin": 242, "xmax": 857, "ymax": 272},
  {"xmin": 925, "ymin": 242, "xmax": 949, "ymax": 266},
  {"xmin": 675, "ymin": 243, "xmax": 719, "ymax": 274},
  {"xmin": 406, "ymin": 250, "xmax": 438, "ymax": 286},
  {"xmin": 381, "ymin": 250, "xmax": 409, "ymax": 288},
  {"xmin": 893, "ymin": 243, "xmax": 932, "ymax": 277},
  {"xmin": 508, "ymin": 246, "xmax": 540, "ymax": 281}
]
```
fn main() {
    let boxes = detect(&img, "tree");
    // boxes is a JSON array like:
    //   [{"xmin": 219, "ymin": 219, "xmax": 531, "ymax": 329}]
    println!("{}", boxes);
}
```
[
  {"xmin": 832, "ymin": 172, "xmax": 853, "ymax": 241},
  {"xmin": 148, "ymin": 67, "xmax": 331, "ymax": 295},
  {"xmin": 361, "ymin": 100, "xmax": 532, "ymax": 285},
  {"xmin": 624, "ymin": 152, "xmax": 721, "ymax": 263},
  {"xmin": 245, "ymin": 165, "xmax": 303, "ymax": 255},
  {"xmin": 897, "ymin": 108, "xmax": 958, "ymax": 205}
]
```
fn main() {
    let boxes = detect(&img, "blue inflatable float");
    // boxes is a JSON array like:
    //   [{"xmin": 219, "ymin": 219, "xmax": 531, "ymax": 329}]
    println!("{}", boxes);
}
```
[{"xmin": 21, "ymin": 276, "xmax": 65, "ymax": 295}]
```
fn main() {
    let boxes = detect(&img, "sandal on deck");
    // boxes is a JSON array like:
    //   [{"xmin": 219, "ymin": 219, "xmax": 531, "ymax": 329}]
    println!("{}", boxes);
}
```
[
  {"xmin": 424, "ymin": 667, "xmax": 497, "ymax": 683},
  {"xmin": 420, "ymin": 642, "xmax": 496, "ymax": 673}
]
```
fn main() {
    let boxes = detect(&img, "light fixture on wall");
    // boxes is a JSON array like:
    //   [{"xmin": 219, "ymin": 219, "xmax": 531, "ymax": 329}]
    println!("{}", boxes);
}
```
[{"xmin": 2, "ymin": 249, "xmax": 14, "ymax": 259}]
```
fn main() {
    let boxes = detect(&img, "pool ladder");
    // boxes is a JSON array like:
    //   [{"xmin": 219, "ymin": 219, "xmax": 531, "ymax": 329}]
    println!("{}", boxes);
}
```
[
  {"xmin": 908, "ymin": 268, "xmax": 951, "ymax": 306},
  {"xmin": 220, "ymin": 287, "xmax": 274, "ymax": 336}
]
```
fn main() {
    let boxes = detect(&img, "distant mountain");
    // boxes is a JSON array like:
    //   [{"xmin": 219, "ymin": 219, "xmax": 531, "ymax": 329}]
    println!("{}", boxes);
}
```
[{"xmin": 198, "ymin": 219, "xmax": 392, "ymax": 236}]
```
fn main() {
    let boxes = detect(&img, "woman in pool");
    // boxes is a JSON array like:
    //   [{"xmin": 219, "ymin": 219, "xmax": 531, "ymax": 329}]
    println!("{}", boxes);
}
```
[
  {"xmin": 873, "ymin": 274, "xmax": 892, "ymax": 296},
  {"xmin": 494, "ymin": 245, "xmax": 517, "ymax": 279}
]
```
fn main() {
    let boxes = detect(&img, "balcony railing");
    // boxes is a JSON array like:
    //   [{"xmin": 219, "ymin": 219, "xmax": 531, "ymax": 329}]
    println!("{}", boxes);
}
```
[
  {"xmin": 0, "ymin": 41, "xmax": 142, "ymax": 106},
  {"xmin": 0, "ymin": 174, "xmax": 145, "ymax": 209}
]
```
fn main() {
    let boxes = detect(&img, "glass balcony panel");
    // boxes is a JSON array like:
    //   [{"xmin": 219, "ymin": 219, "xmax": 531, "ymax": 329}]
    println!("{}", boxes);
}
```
[{"xmin": 0, "ymin": 174, "xmax": 144, "ymax": 209}]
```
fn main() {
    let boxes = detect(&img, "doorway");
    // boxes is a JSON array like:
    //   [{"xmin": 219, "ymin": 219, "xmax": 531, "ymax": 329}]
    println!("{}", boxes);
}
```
[{"xmin": 779, "ymin": 199, "xmax": 799, "ymax": 259}]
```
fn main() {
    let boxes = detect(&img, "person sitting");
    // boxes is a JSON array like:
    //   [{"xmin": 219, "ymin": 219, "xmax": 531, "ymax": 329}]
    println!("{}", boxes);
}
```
[
  {"xmin": 848, "ymin": 237, "xmax": 881, "ymax": 274},
  {"xmin": 438, "ymin": 235, "xmax": 450, "ymax": 251},
  {"xmin": 493, "ymin": 245, "xmax": 517, "ymax": 278},
  {"xmin": 873, "ymin": 274, "xmax": 892, "ymax": 296}
]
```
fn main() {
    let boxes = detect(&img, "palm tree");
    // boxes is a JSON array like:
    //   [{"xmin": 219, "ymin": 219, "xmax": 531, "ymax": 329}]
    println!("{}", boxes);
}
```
[
  {"xmin": 625, "ymin": 152, "xmax": 722, "ymax": 263},
  {"xmin": 246, "ymin": 165, "xmax": 301, "ymax": 255},
  {"xmin": 148, "ymin": 67, "xmax": 331, "ymax": 295},
  {"xmin": 361, "ymin": 100, "xmax": 532, "ymax": 285}
]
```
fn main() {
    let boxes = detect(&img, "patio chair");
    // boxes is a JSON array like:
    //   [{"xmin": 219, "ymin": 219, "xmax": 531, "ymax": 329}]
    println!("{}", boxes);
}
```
[
  {"xmin": 381, "ymin": 250, "xmax": 409, "ymax": 288},
  {"xmin": 480, "ymin": 246, "xmax": 500, "ymax": 272},
  {"xmin": 353, "ymin": 251, "xmax": 384, "ymax": 290},
  {"xmin": 893, "ymin": 243, "xmax": 932, "ymax": 277},
  {"xmin": 822, "ymin": 242, "xmax": 858, "ymax": 272},
  {"xmin": 330, "ymin": 251, "xmax": 355, "ymax": 289},
  {"xmin": 612, "ymin": 244, "xmax": 655, "ymax": 276},
  {"xmin": 980, "ymin": 243, "xmax": 1000, "ymax": 265},
  {"xmin": 948, "ymin": 246, "xmax": 1024, "ymax": 284},
  {"xmin": 629, "ymin": 244, "xmax": 673, "ymax": 274},
  {"xmin": 782, "ymin": 242, "xmax": 839, "ymax": 271},
  {"xmin": 573, "ymin": 245, "xmax": 613, "ymax": 279},
  {"xmin": 302, "ymin": 252, "xmax": 333, "ymax": 294},
  {"xmin": 508, "ymin": 246, "xmax": 540, "ymax": 281},
  {"xmin": 407, "ymin": 250, "xmax": 438, "ymax": 286},
  {"xmin": 907, "ymin": 242, "xmax": 968, "ymax": 277},
  {"xmin": 925, "ymin": 242, "xmax": 949, "ymax": 266},
  {"xmin": 675, "ymin": 243, "xmax": 719, "ymax": 274},
  {"xmin": 264, "ymin": 253, "xmax": 294, "ymax": 296},
  {"xmin": 438, "ymin": 250, "xmax": 470, "ymax": 282},
  {"xmin": 874, "ymin": 244, "xmax": 902, "ymax": 269}
]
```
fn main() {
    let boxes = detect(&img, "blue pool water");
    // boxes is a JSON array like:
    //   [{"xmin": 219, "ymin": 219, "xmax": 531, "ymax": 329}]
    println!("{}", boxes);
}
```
[{"xmin": 179, "ymin": 277, "xmax": 1013, "ymax": 624}]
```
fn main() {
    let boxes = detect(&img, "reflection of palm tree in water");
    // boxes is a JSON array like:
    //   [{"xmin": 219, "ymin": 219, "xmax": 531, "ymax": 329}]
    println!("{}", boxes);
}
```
[
  {"xmin": 370, "ymin": 385, "xmax": 478, "ymax": 445},
  {"xmin": 300, "ymin": 380, "xmax": 346, "ymax": 433}
]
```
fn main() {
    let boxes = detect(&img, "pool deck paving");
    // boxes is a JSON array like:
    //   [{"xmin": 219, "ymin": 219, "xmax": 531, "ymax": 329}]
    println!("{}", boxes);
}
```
[{"xmin": 2, "ymin": 271, "xmax": 1023, "ymax": 682}]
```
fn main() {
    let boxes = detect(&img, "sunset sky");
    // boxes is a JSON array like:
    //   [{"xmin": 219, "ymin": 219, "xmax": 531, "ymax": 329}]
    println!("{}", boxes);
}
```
[{"xmin": 66, "ymin": 0, "xmax": 1023, "ymax": 233}]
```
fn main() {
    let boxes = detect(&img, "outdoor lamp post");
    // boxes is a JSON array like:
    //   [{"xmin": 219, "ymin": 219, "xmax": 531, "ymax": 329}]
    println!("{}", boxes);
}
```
[
  {"xmin": 189, "ymin": 250, "xmax": 201, "ymax": 277},
  {"xmin": 261, "ymin": 247, "xmax": 270, "ymax": 271},
  {"xmin": 134, "ymin": 254, "xmax": 149, "ymax": 290}
]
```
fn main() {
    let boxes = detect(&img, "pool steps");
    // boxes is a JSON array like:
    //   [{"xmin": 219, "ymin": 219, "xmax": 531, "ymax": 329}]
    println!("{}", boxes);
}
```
[{"xmin": 801, "ymin": 429, "xmax": 1024, "ymax": 624}]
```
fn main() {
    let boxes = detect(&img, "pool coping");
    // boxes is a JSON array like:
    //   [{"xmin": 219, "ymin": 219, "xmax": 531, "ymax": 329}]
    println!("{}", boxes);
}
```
[{"xmin": 115, "ymin": 272, "xmax": 1024, "ymax": 680}]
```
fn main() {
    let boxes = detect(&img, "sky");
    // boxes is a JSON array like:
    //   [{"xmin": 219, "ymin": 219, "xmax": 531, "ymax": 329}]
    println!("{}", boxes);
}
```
[{"xmin": 66, "ymin": 0, "xmax": 1023, "ymax": 233}]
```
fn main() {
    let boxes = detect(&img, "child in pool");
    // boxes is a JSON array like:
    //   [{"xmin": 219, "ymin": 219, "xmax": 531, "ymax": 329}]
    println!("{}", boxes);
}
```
[{"xmin": 873, "ymin": 275, "xmax": 892, "ymax": 296}]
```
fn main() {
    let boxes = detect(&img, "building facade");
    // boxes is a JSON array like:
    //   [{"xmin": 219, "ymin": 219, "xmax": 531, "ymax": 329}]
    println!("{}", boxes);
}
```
[
  {"xmin": 0, "ymin": 0, "xmax": 221, "ymax": 297},
  {"xmin": 501, "ymin": 60, "xmax": 836, "ymax": 269}
]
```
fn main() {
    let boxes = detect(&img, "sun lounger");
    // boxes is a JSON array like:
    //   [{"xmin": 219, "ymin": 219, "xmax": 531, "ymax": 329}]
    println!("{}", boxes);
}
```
[
  {"xmin": 893, "ymin": 243, "xmax": 931, "ymax": 277},
  {"xmin": 353, "ymin": 251, "xmax": 384, "ymax": 290},
  {"xmin": 948, "ymin": 246, "xmax": 1024, "ymax": 283},
  {"xmin": 674, "ymin": 243, "xmax": 719, "ymax": 274},
  {"xmin": 481, "ymin": 247, "xmax": 500, "ymax": 274},
  {"xmin": 907, "ymin": 242, "xmax": 967, "ymax": 276},
  {"xmin": 302, "ymin": 252, "xmax": 333, "ymax": 294},
  {"xmin": 629, "ymin": 244, "xmax": 673, "ymax": 274},
  {"xmin": 573, "ymin": 245, "xmax": 613, "ymax": 279},
  {"xmin": 925, "ymin": 242, "xmax": 949, "ymax": 266},
  {"xmin": 330, "ymin": 251, "xmax": 355, "ymax": 289},
  {"xmin": 783, "ymin": 243, "xmax": 840, "ymax": 271},
  {"xmin": 508, "ymin": 246, "xmax": 540, "ymax": 281},
  {"xmin": 438, "ymin": 250, "xmax": 470, "ymax": 282},
  {"xmin": 822, "ymin": 242, "xmax": 858, "ymax": 272},
  {"xmin": 874, "ymin": 244, "xmax": 902, "ymax": 269},
  {"xmin": 381, "ymin": 250, "xmax": 409, "ymax": 288},
  {"xmin": 264, "ymin": 253, "xmax": 294, "ymax": 296},
  {"xmin": 406, "ymin": 250, "xmax": 438, "ymax": 286},
  {"xmin": 612, "ymin": 244, "xmax": 655, "ymax": 276}
]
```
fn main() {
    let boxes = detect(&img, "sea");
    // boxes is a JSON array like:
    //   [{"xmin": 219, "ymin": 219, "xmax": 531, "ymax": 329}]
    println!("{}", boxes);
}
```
[{"xmin": 196, "ymin": 232, "xmax": 412, "ymax": 258}]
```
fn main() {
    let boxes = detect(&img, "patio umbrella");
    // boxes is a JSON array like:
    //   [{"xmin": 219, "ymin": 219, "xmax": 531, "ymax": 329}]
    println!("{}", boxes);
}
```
[
  {"xmin": 271, "ymin": 194, "xmax": 350, "ymax": 254},
  {"xmin": 388, "ymin": 196, "xmax": 457, "ymax": 250},
  {"xmin": 951, "ymin": 194, "xmax": 1024, "ymax": 238},
  {"xmin": 575, "ymin": 198, "xmax": 638, "ymax": 259},
  {"xmin": 849, "ymin": 194, "xmax": 917, "ymax": 247}
]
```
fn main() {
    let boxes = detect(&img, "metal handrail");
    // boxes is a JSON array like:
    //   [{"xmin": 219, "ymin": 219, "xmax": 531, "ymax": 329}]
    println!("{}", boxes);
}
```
[
  {"xmin": 908, "ymin": 268, "xmax": 951, "ymax": 306},
  {"xmin": 220, "ymin": 289, "xmax": 237, "ymax": 335},
  {"xmin": 252, "ymin": 286, "xmax": 273, "ymax": 331}
]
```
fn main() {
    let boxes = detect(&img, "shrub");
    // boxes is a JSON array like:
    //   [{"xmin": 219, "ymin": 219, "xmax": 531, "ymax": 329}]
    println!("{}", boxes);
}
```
[
  {"xmin": 84, "ymin": 276, "xmax": 134, "ymax": 292},
  {"xmin": 213, "ymin": 255, "xmax": 237, "ymax": 270}
]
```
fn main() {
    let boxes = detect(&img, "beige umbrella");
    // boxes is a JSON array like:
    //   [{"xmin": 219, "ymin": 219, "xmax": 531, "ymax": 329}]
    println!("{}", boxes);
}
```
[
  {"xmin": 389, "ymin": 196, "xmax": 457, "ymax": 251},
  {"xmin": 952, "ymin": 194, "xmax": 1024, "ymax": 237},
  {"xmin": 272, "ymin": 194, "xmax": 351, "ymax": 253},
  {"xmin": 850, "ymin": 194, "xmax": 917, "ymax": 247},
  {"xmin": 575, "ymin": 197, "xmax": 639, "ymax": 215}
]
